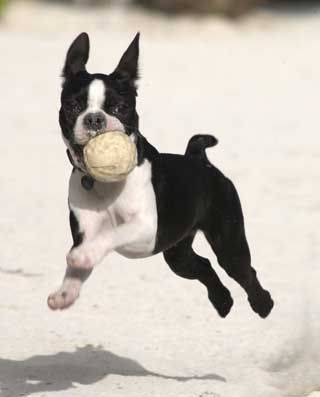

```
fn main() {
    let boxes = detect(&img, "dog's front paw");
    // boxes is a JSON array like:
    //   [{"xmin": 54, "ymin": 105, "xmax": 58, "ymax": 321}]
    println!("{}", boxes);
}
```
[{"xmin": 47, "ymin": 279, "xmax": 81, "ymax": 310}]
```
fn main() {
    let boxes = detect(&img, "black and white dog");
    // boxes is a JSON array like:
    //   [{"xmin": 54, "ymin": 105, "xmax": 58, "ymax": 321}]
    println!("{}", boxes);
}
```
[{"xmin": 48, "ymin": 33, "xmax": 274, "ymax": 318}]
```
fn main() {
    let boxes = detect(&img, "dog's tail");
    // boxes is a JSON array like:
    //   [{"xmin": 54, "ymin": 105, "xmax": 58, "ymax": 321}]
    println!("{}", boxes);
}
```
[{"xmin": 185, "ymin": 134, "xmax": 218, "ymax": 163}]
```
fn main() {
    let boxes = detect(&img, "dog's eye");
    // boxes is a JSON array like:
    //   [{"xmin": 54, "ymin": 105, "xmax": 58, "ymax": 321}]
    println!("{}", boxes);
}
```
[
  {"xmin": 64, "ymin": 99, "xmax": 82, "ymax": 114},
  {"xmin": 111, "ymin": 103, "xmax": 129, "ymax": 115}
]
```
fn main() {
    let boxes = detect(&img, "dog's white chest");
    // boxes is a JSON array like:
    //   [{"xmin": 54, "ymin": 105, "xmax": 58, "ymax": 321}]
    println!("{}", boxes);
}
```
[
  {"xmin": 114, "ymin": 164, "xmax": 158, "ymax": 258},
  {"xmin": 69, "ymin": 161, "xmax": 158, "ymax": 259}
]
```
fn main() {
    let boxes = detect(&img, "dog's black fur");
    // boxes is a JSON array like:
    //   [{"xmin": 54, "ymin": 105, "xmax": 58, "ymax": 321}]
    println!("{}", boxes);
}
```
[{"xmin": 56, "ymin": 32, "xmax": 274, "ymax": 318}]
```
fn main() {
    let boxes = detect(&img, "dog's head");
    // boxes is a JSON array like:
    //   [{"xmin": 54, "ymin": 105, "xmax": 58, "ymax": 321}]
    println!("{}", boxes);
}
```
[{"xmin": 59, "ymin": 32, "xmax": 140, "ymax": 168}]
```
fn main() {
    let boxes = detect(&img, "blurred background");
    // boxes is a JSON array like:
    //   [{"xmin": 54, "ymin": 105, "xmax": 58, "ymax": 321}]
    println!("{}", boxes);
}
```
[
  {"xmin": 1, "ymin": 0, "xmax": 319, "ymax": 17},
  {"xmin": 0, "ymin": 1, "xmax": 320, "ymax": 397}
]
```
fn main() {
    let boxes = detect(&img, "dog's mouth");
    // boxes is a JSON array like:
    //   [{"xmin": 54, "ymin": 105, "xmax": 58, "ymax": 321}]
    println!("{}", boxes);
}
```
[
  {"xmin": 69, "ymin": 131, "xmax": 112, "ymax": 170},
  {"xmin": 78, "ymin": 127, "xmax": 125, "ymax": 145},
  {"xmin": 70, "ymin": 131, "xmax": 109, "ymax": 166},
  {"xmin": 67, "ymin": 143, "xmax": 85, "ymax": 171},
  {"xmin": 86, "ymin": 128, "xmax": 107, "ymax": 140},
  {"xmin": 68, "ymin": 128, "xmax": 135, "ymax": 172},
  {"xmin": 74, "ymin": 130, "xmax": 105, "ymax": 146}
]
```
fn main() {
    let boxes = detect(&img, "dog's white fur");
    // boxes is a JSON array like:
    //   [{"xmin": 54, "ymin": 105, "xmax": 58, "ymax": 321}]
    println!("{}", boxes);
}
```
[{"xmin": 88, "ymin": 79, "xmax": 105, "ymax": 109}]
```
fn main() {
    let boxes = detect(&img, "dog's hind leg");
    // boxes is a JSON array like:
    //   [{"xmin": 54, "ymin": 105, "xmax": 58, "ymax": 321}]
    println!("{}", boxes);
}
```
[
  {"xmin": 204, "ymin": 178, "xmax": 274, "ymax": 318},
  {"xmin": 163, "ymin": 233, "xmax": 233, "ymax": 318}
]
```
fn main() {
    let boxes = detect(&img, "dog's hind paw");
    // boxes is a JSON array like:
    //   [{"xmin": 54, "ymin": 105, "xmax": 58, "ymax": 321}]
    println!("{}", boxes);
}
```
[
  {"xmin": 248, "ymin": 289, "xmax": 274, "ymax": 318},
  {"xmin": 208, "ymin": 288, "xmax": 234, "ymax": 318}
]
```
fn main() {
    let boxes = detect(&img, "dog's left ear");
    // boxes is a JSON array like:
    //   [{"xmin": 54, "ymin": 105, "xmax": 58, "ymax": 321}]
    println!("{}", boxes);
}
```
[
  {"xmin": 112, "ymin": 33, "xmax": 140, "ymax": 86},
  {"xmin": 63, "ymin": 32, "xmax": 90, "ymax": 80}
]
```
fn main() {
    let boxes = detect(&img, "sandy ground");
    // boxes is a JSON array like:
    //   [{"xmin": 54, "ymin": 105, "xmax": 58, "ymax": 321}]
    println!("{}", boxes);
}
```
[{"xmin": 0, "ymin": 1, "xmax": 320, "ymax": 396}]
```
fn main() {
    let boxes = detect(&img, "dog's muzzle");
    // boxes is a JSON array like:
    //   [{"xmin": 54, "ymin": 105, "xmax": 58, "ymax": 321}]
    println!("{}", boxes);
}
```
[{"xmin": 83, "ymin": 112, "xmax": 106, "ymax": 134}]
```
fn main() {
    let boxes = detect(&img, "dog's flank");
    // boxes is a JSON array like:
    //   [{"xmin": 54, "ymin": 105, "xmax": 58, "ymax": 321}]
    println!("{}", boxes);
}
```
[{"xmin": 48, "ymin": 33, "xmax": 274, "ymax": 319}]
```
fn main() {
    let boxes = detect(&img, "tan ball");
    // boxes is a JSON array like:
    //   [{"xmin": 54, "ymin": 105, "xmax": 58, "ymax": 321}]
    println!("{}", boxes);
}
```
[{"xmin": 84, "ymin": 131, "xmax": 137, "ymax": 183}]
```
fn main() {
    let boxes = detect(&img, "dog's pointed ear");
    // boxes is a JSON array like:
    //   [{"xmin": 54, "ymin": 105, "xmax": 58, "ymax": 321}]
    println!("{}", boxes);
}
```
[
  {"xmin": 63, "ymin": 32, "xmax": 90, "ymax": 80},
  {"xmin": 113, "ymin": 33, "xmax": 140, "ymax": 86}
]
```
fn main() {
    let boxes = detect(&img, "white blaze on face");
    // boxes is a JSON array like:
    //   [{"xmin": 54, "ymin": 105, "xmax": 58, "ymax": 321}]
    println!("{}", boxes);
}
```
[
  {"xmin": 74, "ymin": 79, "xmax": 125, "ymax": 145},
  {"xmin": 88, "ymin": 79, "xmax": 106, "ymax": 110}
]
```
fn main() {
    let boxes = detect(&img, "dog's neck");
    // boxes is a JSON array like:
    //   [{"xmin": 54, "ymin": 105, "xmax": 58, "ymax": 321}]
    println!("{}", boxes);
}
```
[{"xmin": 134, "ymin": 131, "xmax": 159, "ymax": 165}]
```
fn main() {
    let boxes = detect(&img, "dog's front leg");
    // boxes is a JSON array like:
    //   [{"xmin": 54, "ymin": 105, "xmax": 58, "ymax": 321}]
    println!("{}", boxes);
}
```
[
  {"xmin": 68, "ymin": 217, "xmax": 154, "ymax": 269},
  {"xmin": 48, "ymin": 206, "xmax": 105, "ymax": 310}
]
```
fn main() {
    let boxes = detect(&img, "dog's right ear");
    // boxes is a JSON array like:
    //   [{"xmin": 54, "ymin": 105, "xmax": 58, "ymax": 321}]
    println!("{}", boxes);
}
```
[
  {"xmin": 63, "ymin": 32, "xmax": 90, "ymax": 80},
  {"xmin": 112, "ymin": 33, "xmax": 140, "ymax": 87}
]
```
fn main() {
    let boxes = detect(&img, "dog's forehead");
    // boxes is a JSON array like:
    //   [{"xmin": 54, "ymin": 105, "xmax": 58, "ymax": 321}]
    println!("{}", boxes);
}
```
[
  {"xmin": 87, "ymin": 78, "xmax": 106, "ymax": 109},
  {"xmin": 85, "ymin": 75, "xmax": 121, "ymax": 98},
  {"xmin": 62, "ymin": 73, "xmax": 123, "ymax": 105},
  {"xmin": 63, "ymin": 73, "xmax": 105, "ymax": 94},
  {"xmin": 86, "ymin": 76, "xmax": 124, "ymax": 108}
]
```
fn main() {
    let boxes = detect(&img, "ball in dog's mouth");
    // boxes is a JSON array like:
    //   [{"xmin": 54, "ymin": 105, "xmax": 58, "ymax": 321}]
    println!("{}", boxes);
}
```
[{"xmin": 83, "ymin": 131, "xmax": 137, "ymax": 183}]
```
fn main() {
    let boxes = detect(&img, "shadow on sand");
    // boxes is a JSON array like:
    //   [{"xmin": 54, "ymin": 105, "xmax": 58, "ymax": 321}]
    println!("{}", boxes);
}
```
[{"xmin": 0, "ymin": 345, "xmax": 226, "ymax": 396}]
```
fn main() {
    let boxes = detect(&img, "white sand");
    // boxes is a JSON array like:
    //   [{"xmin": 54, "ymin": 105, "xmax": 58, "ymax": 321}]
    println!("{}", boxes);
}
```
[{"xmin": 0, "ymin": 1, "xmax": 320, "ymax": 396}]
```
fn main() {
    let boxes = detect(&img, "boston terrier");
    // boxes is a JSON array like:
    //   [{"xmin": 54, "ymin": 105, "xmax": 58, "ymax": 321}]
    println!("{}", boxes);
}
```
[{"xmin": 48, "ymin": 32, "xmax": 274, "ymax": 318}]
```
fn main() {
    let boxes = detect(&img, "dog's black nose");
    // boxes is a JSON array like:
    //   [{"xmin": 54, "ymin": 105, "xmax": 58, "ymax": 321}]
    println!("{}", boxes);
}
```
[{"xmin": 84, "ymin": 112, "xmax": 106, "ymax": 132}]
